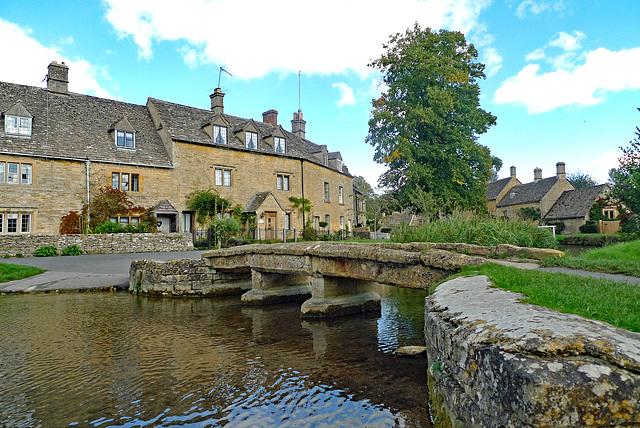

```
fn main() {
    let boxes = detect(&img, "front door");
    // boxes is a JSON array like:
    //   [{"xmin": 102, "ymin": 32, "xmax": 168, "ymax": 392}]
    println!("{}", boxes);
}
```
[
  {"xmin": 265, "ymin": 211, "xmax": 276, "ymax": 240},
  {"xmin": 157, "ymin": 215, "xmax": 171, "ymax": 233}
]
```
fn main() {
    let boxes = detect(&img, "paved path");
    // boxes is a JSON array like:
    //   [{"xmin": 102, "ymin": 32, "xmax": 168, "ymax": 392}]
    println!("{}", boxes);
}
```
[{"xmin": 1, "ymin": 251, "xmax": 204, "ymax": 293}]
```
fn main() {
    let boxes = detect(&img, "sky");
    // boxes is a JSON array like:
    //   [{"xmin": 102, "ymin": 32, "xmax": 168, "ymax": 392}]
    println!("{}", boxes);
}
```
[{"xmin": 2, "ymin": 0, "xmax": 640, "ymax": 192}]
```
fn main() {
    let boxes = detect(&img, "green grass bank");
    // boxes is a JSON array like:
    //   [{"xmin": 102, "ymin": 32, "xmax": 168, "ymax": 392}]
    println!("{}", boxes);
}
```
[
  {"xmin": 0, "ymin": 263, "xmax": 46, "ymax": 283},
  {"xmin": 542, "ymin": 240, "xmax": 640, "ymax": 277}
]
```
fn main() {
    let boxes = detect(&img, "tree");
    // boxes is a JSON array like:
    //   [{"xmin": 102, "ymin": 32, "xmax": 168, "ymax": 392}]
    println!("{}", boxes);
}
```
[
  {"xmin": 366, "ymin": 24, "xmax": 498, "ymax": 213},
  {"xmin": 289, "ymin": 196, "xmax": 312, "ymax": 223},
  {"xmin": 568, "ymin": 170, "xmax": 598, "ymax": 189},
  {"xmin": 609, "ymin": 112, "xmax": 640, "ymax": 213},
  {"xmin": 352, "ymin": 175, "xmax": 376, "ymax": 199},
  {"xmin": 186, "ymin": 189, "xmax": 231, "ymax": 224}
]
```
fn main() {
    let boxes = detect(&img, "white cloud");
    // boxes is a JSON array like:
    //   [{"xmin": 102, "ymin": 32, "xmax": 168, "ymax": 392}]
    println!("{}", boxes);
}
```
[
  {"xmin": 333, "ymin": 82, "xmax": 356, "ymax": 108},
  {"xmin": 102, "ymin": 0, "xmax": 491, "ymax": 79},
  {"xmin": 549, "ymin": 31, "xmax": 585, "ymax": 52},
  {"xmin": 525, "ymin": 47, "xmax": 546, "ymax": 61},
  {"xmin": 515, "ymin": 0, "xmax": 568, "ymax": 18},
  {"xmin": 483, "ymin": 47, "xmax": 503, "ymax": 77},
  {"xmin": 0, "ymin": 18, "xmax": 116, "ymax": 99},
  {"xmin": 584, "ymin": 151, "xmax": 620, "ymax": 183},
  {"xmin": 495, "ymin": 47, "xmax": 640, "ymax": 114},
  {"xmin": 59, "ymin": 36, "xmax": 74, "ymax": 46}
]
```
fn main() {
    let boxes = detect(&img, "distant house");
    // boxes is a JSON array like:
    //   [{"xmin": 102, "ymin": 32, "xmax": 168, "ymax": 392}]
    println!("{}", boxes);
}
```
[
  {"xmin": 542, "ymin": 184, "xmax": 610, "ymax": 234},
  {"xmin": 493, "ymin": 162, "xmax": 575, "ymax": 220},
  {"xmin": 486, "ymin": 166, "xmax": 521, "ymax": 214}
]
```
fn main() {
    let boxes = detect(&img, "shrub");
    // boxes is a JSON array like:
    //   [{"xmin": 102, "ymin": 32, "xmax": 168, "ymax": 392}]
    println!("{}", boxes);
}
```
[
  {"xmin": 16, "ymin": 253, "xmax": 23, "ymax": 258},
  {"xmin": 620, "ymin": 213, "xmax": 640, "ymax": 236},
  {"xmin": 579, "ymin": 221, "xmax": 599, "ymax": 234},
  {"xmin": 545, "ymin": 221, "xmax": 565, "ymax": 234},
  {"xmin": 62, "ymin": 244, "xmax": 83, "ymax": 256},
  {"xmin": 301, "ymin": 221, "xmax": 317, "ymax": 241},
  {"xmin": 60, "ymin": 211, "xmax": 84, "ymax": 234},
  {"xmin": 34, "ymin": 246, "xmax": 58, "ymax": 257},
  {"xmin": 3, "ymin": 254, "xmax": 10, "ymax": 259},
  {"xmin": 93, "ymin": 221, "xmax": 126, "ymax": 234}
]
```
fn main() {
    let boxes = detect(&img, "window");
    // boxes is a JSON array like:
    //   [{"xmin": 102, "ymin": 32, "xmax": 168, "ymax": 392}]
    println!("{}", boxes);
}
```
[
  {"xmin": 182, "ymin": 212, "xmax": 192, "ymax": 233},
  {"xmin": 0, "ymin": 163, "xmax": 4, "ymax": 183},
  {"xmin": 0, "ymin": 214, "xmax": 3, "ymax": 233},
  {"xmin": 324, "ymin": 182, "xmax": 330, "ymax": 202},
  {"xmin": 340, "ymin": 216, "xmax": 345, "ymax": 230},
  {"xmin": 284, "ymin": 213, "xmax": 291, "ymax": 230},
  {"xmin": 213, "ymin": 125, "xmax": 227, "ymax": 145},
  {"xmin": 604, "ymin": 209, "xmax": 616, "ymax": 220},
  {"xmin": 21, "ymin": 164, "xmax": 32, "ymax": 184},
  {"xmin": 274, "ymin": 136, "xmax": 286, "ymax": 153},
  {"xmin": 111, "ymin": 172, "xmax": 139, "ymax": 191},
  {"xmin": 7, "ymin": 163, "xmax": 19, "ymax": 183},
  {"xmin": 338, "ymin": 186, "xmax": 344, "ymax": 204},
  {"xmin": 120, "ymin": 217, "xmax": 130, "ymax": 226},
  {"xmin": 324, "ymin": 214, "xmax": 330, "ymax": 227},
  {"xmin": 277, "ymin": 174, "xmax": 290, "ymax": 191},
  {"xmin": 215, "ymin": 168, "xmax": 231, "ymax": 186},
  {"xmin": 116, "ymin": 130, "xmax": 135, "ymax": 148},
  {"xmin": 21, "ymin": 214, "xmax": 30, "ymax": 233},
  {"xmin": 245, "ymin": 131, "xmax": 258, "ymax": 149},
  {"xmin": 7, "ymin": 214, "xmax": 18, "ymax": 233},
  {"xmin": 336, "ymin": 160, "xmax": 343, "ymax": 172},
  {"xmin": 5, "ymin": 115, "xmax": 32, "ymax": 136}
]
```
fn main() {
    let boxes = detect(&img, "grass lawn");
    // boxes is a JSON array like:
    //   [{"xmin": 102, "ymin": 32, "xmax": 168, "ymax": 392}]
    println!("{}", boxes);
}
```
[
  {"xmin": 458, "ymin": 263, "xmax": 640, "ymax": 333},
  {"xmin": 0, "ymin": 263, "xmax": 45, "ymax": 283},
  {"xmin": 542, "ymin": 240, "xmax": 640, "ymax": 277}
]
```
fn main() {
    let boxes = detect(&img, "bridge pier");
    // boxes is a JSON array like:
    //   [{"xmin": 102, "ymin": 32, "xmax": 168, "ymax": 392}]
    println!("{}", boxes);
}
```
[
  {"xmin": 300, "ymin": 274, "xmax": 381, "ymax": 318},
  {"xmin": 241, "ymin": 269, "xmax": 312, "ymax": 305}
]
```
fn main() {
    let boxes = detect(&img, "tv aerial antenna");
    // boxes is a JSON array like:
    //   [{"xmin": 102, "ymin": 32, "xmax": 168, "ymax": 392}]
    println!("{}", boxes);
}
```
[{"xmin": 218, "ymin": 67, "xmax": 232, "ymax": 88}]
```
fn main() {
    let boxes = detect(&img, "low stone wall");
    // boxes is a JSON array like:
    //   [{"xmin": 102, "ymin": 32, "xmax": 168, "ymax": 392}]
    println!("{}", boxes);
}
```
[
  {"xmin": 129, "ymin": 258, "xmax": 251, "ymax": 296},
  {"xmin": 426, "ymin": 275, "xmax": 640, "ymax": 427},
  {"xmin": 0, "ymin": 233, "xmax": 194, "ymax": 257}
]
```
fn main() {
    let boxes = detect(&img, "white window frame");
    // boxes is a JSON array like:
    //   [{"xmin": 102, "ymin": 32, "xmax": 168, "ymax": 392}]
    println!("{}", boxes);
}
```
[
  {"xmin": 20, "ymin": 164, "xmax": 32, "ymax": 184},
  {"xmin": 245, "ymin": 131, "xmax": 258, "ymax": 149},
  {"xmin": 338, "ymin": 186, "xmax": 344, "ymax": 204},
  {"xmin": 274, "ymin": 136, "xmax": 286, "ymax": 153},
  {"xmin": 21, "ymin": 214, "xmax": 30, "ymax": 233},
  {"xmin": 213, "ymin": 125, "xmax": 228, "ymax": 145},
  {"xmin": 215, "ymin": 168, "xmax": 231, "ymax": 187},
  {"xmin": 277, "ymin": 174, "xmax": 290, "ymax": 191},
  {"xmin": 324, "ymin": 182, "xmax": 330, "ymax": 202},
  {"xmin": 6, "ymin": 213, "xmax": 18, "ymax": 233},
  {"xmin": 284, "ymin": 213, "xmax": 291, "ymax": 230},
  {"xmin": 116, "ymin": 130, "xmax": 135, "ymax": 149},
  {"xmin": 112, "ymin": 172, "xmax": 120, "ymax": 190},
  {"xmin": 7, "ymin": 163, "xmax": 19, "ymax": 184},
  {"xmin": 0, "ymin": 162, "xmax": 5, "ymax": 183},
  {"xmin": 5, "ymin": 115, "xmax": 32, "ymax": 137},
  {"xmin": 121, "ymin": 173, "xmax": 130, "ymax": 191},
  {"xmin": 340, "ymin": 216, "xmax": 345, "ymax": 230}
]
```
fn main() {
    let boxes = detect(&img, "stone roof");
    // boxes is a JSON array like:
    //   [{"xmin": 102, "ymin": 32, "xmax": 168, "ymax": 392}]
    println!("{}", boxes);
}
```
[
  {"xmin": 148, "ymin": 98, "xmax": 351, "ymax": 176},
  {"xmin": 496, "ymin": 176, "xmax": 559, "ymax": 207},
  {"xmin": 544, "ymin": 184, "xmax": 609, "ymax": 220},
  {"xmin": 486, "ymin": 177, "xmax": 512, "ymax": 201},
  {"xmin": 0, "ymin": 81, "xmax": 172, "ymax": 167},
  {"xmin": 242, "ymin": 191, "xmax": 291, "ymax": 214}
]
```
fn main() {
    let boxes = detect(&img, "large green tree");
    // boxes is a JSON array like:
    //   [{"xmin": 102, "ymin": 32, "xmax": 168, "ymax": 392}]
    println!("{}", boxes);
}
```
[
  {"xmin": 609, "ymin": 112, "xmax": 640, "ymax": 213},
  {"xmin": 352, "ymin": 175, "xmax": 376, "ymax": 199},
  {"xmin": 568, "ymin": 170, "xmax": 598, "ymax": 189},
  {"xmin": 366, "ymin": 24, "xmax": 498, "ymax": 213}
]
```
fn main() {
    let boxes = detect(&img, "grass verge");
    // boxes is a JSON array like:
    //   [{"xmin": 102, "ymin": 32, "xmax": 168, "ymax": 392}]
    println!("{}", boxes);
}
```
[
  {"xmin": 458, "ymin": 263, "xmax": 640, "ymax": 333},
  {"xmin": 542, "ymin": 240, "xmax": 640, "ymax": 277},
  {"xmin": 0, "ymin": 263, "xmax": 45, "ymax": 283}
]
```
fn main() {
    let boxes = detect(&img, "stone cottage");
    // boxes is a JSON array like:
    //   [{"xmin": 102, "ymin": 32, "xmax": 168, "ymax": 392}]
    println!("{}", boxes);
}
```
[{"xmin": 0, "ymin": 62, "xmax": 354, "ymax": 236}]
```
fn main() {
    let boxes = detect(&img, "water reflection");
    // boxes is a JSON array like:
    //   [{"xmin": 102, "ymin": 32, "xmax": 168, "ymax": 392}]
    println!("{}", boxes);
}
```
[{"xmin": 0, "ymin": 285, "xmax": 431, "ymax": 427}]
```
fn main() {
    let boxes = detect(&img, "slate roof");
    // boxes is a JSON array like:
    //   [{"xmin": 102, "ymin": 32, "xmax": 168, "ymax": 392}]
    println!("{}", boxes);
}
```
[
  {"xmin": 496, "ymin": 176, "xmax": 560, "ymax": 207},
  {"xmin": 487, "ymin": 177, "xmax": 513, "ymax": 201},
  {"xmin": 544, "ymin": 184, "xmax": 609, "ymax": 220},
  {"xmin": 148, "ymin": 98, "xmax": 351, "ymax": 176},
  {"xmin": 0, "ymin": 81, "xmax": 172, "ymax": 167}
]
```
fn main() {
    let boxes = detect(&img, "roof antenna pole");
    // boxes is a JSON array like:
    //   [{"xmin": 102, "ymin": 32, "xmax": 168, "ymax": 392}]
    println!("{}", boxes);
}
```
[
  {"xmin": 298, "ymin": 71, "xmax": 301, "ymax": 112},
  {"xmin": 218, "ymin": 67, "xmax": 232, "ymax": 88}
]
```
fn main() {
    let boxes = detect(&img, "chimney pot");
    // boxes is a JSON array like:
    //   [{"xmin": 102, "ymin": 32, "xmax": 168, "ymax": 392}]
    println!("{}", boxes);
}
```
[
  {"xmin": 210, "ymin": 88, "xmax": 225, "ymax": 114},
  {"xmin": 556, "ymin": 162, "xmax": 566, "ymax": 179},
  {"xmin": 510, "ymin": 166, "xmax": 516, "ymax": 178},
  {"xmin": 262, "ymin": 109, "xmax": 278, "ymax": 126},
  {"xmin": 534, "ymin": 167, "xmax": 542, "ymax": 183},
  {"xmin": 291, "ymin": 109, "xmax": 306, "ymax": 139},
  {"xmin": 47, "ymin": 61, "xmax": 69, "ymax": 94}
]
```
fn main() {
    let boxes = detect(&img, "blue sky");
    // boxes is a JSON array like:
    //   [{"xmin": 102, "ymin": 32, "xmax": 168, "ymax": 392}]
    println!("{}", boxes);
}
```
[{"xmin": 2, "ymin": 0, "xmax": 640, "ymax": 191}]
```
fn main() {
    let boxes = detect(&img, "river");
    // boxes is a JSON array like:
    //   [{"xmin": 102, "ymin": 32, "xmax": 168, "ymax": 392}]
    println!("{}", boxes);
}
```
[{"xmin": 0, "ymin": 285, "xmax": 431, "ymax": 427}]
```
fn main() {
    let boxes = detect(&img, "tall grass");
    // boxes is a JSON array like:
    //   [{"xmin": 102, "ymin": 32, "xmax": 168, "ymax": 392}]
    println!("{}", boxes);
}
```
[{"xmin": 392, "ymin": 212, "xmax": 558, "ymax": 248}]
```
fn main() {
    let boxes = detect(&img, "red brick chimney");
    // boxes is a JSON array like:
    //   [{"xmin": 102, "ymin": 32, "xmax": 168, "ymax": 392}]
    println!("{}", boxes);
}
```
[{"xmin": 262, "ymin": 110, "xmax": 278, "ymax": 126}]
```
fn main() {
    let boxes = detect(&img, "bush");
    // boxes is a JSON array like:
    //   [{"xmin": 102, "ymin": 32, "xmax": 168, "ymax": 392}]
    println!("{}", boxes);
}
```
[
  {"xmin": 16, "ymin": 253, "xmax": 23, "ymax": 258},
  {"xmin": 92, "ymin": 221, "xmax": 154, "ymax": 234},
  {"xmin": 3, "ymin": 254, "xmax": 10, "ymax": 259},
  {"xmin": 545, "ymin": 221, "xmax": 565, "ymax": 234},
  {"xmin": 62, "ymin": 244, "xmax": 83, "ymax": 256},
  {"xmin": 579, "ymin": 221, "xmax": 599, "ymax": 234},
  {"xmin": 34, "ymin": 246, "xmax": 58, "ymax": 257},
  {"xmin": 302, "ymin": 224, "xmax": 317, "ymax": 241},
  {"xmin": 620, "ymin": 213, "xmax": 640, "ymax": 236}
]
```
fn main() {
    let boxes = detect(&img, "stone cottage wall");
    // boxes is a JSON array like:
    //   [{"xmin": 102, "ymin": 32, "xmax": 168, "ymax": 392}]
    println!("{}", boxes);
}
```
[{"xmin": 0, "ymin": 233, "xmax": 193, "ymax": 257}]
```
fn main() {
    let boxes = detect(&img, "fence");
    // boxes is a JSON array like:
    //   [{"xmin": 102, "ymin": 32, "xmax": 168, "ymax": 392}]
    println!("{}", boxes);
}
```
[{"xmin": 192, "ymin": 227, "xmax": 354, "ymax": 249}]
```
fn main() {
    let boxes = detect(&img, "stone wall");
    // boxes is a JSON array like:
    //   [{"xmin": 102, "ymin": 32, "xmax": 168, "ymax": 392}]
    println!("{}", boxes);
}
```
[
  {"xmin": 426, "ymin": 275, "xmax": 640, "ymax": 427},
  {"xmin": 0, "ymin": 233, "xmax": 193, "ymax": 257}
]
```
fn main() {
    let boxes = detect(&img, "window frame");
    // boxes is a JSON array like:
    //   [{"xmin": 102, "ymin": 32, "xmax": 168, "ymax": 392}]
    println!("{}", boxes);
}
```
[
  {"xmin": 213, "ymin": 125, "xmax": 228, "ymax": 145},
  {"xmin": 20, "ymin": 164, "xmax": 32, "ymax": 184},
  {"xmin": 276, "ymin": 174, "xmax": 290, "ymax": 191},
  {"xmin": 0, "ymin": 162, "xmax": 5, "ymax": 183},
  {"xmin": 5, "ymin": 115, "xmax": 32, "ymax": 137},
  {"xmin": 115, "ymin": 130, "xmax": 136, "ymax": 149},
  {"xmin": 245, "ymin": 131, "xmax": 258, "ymax": 149},
  {"xmin": 338, "ymin": 186, "xmax": 344, "ymax": 204},
  {"xmin": 112, "ymin": 172, "xmax": 120, "ymax": 190},
  {"xmin": 7, "ymin": 163, "xmax": 19, "ymax": 184},
  {"xmin": 324, "ymin": 182, "xmax": 330, "ymax": 202},
  {"xmin": 131, "ymin": 174, "xmax": 139, "ymax": 192},
  {"xmin": 274, "ymin": 136, "xmax": 286, "ymax": 153},
  {"xmin": 21, "ymin": 214, "xmax": 30, "ymax": 233},
  {"xmin": 6, "ymin": 213, "xmax": 18, "ymax": 233},
  {"xmin": 0, "ymin": 213, "xmax": 3, "ymax": 233},
  {"xmin": 215, "ymin": 168, "xmax": 231, "ymax": 187},
  {"xmin": 121, "ymin": 173, "xmax": 130, "ymax": 191}
]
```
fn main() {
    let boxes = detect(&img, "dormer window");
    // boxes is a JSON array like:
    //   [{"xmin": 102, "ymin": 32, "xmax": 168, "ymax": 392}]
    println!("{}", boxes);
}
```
[
  {"xmin": 246, "ymin": 131, "xmax": 258, "ymax": 149},
  {"xmin": 5, "ymin": 115, "xmax": 32, "ymax": 137},
  {"xmin": 274, "ymin": 136, "xmax": 286, "ymax": 153},
  {"xmin": 336, "ymin": 159, "xmax": 343, "ymax": 172},
  {"xmin": 213, "ymin": 125, "xmax": 227, "ymax": 145},
  {"xmin": 116, "ymin": 130, "xmax": 135, "ymax": 149}
]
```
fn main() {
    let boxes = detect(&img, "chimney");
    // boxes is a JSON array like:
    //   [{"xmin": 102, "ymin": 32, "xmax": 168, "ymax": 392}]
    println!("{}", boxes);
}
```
[
  {"xmin": 210, "ymin": 88, "xmax": 225, "ymax": 114},
  {"xmin": 47, "ymin": 61, "xmax": 69, "ymax": 94},
  {"xmin": 556, "ymin": 162, "xmax": 566, "ymax": 180},
  {"xmin": 291, "ymin": 109, "xmax": 306, "ymax": 139},
  {"xmin": 262, "ymin": 109, "xmax": 278, "ymax": 126},
  {"xmin": 533, "ymin": 167, "xmax": 542, "ymax": 183},
  {"xmin": 510, "ymin": 166, "xmax": 516, "ymax": 178}
]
